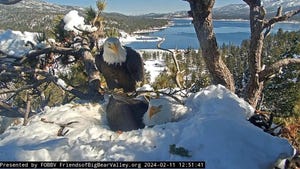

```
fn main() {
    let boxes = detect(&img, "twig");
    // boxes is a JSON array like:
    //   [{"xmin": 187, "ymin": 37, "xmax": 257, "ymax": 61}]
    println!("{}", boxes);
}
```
[
  {"xmin": 41, "ymin": 118, "xmax": 79, "ymax": 136},
  {"xmin": 157, "ymin": 38, "xmax": 184, "ymax": 88},
  {"xmin": 135, "ymin": 90, "xmax": 184, "ymax": 105},
  {"xmin": 0, "ymin": 101, "xmax": 27, "ymax": 118},
  {"xmin": 23, "ymin": 91, "xmax": 31, "ymax": 126},
  {"xmin": 263, "ymin": 8, "xmax": 300, "ymax": 30},
  {"xmin": 264, "ymin": 6, "xmax": 282, "ymax": 38}
]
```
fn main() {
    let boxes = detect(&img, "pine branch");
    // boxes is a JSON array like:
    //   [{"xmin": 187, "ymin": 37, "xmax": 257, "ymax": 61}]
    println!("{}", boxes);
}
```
[{"xmin": 0, "ymin": 65, "xmax": 98, "ymax": 101}]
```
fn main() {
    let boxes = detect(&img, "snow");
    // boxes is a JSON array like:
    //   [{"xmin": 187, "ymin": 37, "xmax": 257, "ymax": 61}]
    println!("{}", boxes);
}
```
[
  {"xmin": 63, "ymin": 10, "xmax": 97, "ymax": 34},
  {"xmin": 0, "ymin": 30, "xmax": 38, "ymax": 57},
  {"xmin": 0, "ymin": 85, "xmax": 294, "ymax": 168},
  {"xmin": 144, "ymin": 59, "xmax": 166, "ymax": 83},
  {"xmin": 98, "ymin": 30, "xmax": 163, "ymax": 47}
]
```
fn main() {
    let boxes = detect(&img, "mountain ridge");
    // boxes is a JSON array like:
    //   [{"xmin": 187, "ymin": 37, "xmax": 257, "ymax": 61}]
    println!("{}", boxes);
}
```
[
  {"xmin": 0, "ymin": 0, "xmax": 168, "ymax": 33},
  {"xmin": 143, "ymin": 0, "xmax": 300, "ymax": 21},
  {"xmin": 0, "ymin": 0, "xmax": 299, "ymax": 33}
]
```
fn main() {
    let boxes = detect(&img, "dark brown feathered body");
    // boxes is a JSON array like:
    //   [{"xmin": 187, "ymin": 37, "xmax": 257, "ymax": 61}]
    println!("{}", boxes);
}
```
[
  {"xmin": 106, "ymin": 94, "xmax": 148, "ymax": 131},
  {"xmin": 95, "ymin": 46, "xmax": 144, "ymax": 92}
]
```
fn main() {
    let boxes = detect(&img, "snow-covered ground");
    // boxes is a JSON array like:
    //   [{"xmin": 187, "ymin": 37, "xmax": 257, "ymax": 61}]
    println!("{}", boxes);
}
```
[
  {"xmin": 144, "ymin": 58, "xmax": 166, "ymax": 83},
  {"xmin": 0, "ymin": 85, "xmax": 294, "ymax": 168}
]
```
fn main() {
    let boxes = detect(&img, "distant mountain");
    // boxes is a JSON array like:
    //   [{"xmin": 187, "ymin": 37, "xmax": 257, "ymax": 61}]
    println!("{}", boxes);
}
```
[
  {"xmin": 1, "ymin": 0, "xmax": 299, "ymax": 33},
  {"xmin": 213, "ymin": 0, "xmax": 300, "ymax": 20},
  {"xmin": 147, "ymin": 0, "xmax": 300, "ymax": 21},
  {"xmin": 0, "ymin": 0, "xmax": 81, "ymax": 31},
  {"xmin": 0, "ymin": 0, "xmax": 168, "ymax": 33}
]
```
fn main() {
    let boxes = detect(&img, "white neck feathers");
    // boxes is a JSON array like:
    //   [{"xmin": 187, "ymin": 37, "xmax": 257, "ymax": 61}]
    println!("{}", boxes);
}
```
[{"xmin": 103, "ymin": 46, "xmax": 127, "ymax": 65}]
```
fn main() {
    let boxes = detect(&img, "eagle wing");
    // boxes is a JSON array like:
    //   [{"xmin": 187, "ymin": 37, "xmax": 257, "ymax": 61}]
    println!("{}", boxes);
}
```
[{"xmin": 125, "ymin": 46, "xmax": 144, "ymax": 82}]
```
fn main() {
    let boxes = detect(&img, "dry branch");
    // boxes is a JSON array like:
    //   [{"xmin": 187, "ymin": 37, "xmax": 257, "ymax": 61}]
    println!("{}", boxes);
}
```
[
  {"xmin": 135, "ymin": 90, "xmax": 185, "ymax": 105},
  {"xmin": 41, "ymin": 118, "xmax": 79, "ymax": 136},
  {"xmin": 157, "ymin": 38, "xmax": 184, "ymax": 89},
  {"xmin": 0, "ymin": 101, "xmax": 28, "ymax": 118},
  {"xmin": 264, "ymin": 6, "xmax": 282, "ymax": 38},
  {"xmin": 263, "ymin": 9, "xmax": 300, "ymax": 29},
  {"xmin": 259, "ymin": 58, "xmax": 300, "ymax": 82}
]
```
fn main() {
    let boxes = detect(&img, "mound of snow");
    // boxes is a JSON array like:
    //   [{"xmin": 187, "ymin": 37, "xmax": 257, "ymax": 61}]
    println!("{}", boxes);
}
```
[
  {"xmin": 63, "ymin": 10, "xmax": 97, "ymax": 34},
  {"xmin": 0, "ymin": 85, "xmax": 294, "ymax": 168},
  {"xmin": 0, "ymin": 30, "xmax": 38, "ymax": 57}
]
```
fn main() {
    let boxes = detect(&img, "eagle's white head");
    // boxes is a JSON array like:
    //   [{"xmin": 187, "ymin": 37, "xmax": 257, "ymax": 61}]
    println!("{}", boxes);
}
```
[
  {"xmin": 103, "ymin": 37, "xmax": 127, "ymax": 65},
  {"xmin": 143, "ymin": 97, "xmax": 189, "ymax": 126}
]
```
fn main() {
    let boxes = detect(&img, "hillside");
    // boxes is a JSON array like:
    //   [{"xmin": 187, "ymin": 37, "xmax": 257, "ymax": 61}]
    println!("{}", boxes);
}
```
[
  {"xmin": 0, "ymin": 0, "xmax": 168, "ymax": 33},
  {"xmin": 213, "ymin": 0, "xmax": 300, "ymax": 20},
  {"xmin": 146, "ymin": 0, "xmax": 300, "ymax": 21}
]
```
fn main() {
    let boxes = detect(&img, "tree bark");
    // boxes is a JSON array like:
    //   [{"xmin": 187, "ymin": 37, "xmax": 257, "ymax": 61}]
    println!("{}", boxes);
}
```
[
  {"xmin": 244, "ymin": 0, "xmax": 265, "ymax": 107},
  {"xmin": 81, "ymin": 44, "xmax": 103, "ymax": 101},
  {"xmin": 186, "ymin": 0, "xmax": 235, "ymax": 92},
  {"xmin": 243, "ymin": 0, "xmax": 300, "ymax": 108}
]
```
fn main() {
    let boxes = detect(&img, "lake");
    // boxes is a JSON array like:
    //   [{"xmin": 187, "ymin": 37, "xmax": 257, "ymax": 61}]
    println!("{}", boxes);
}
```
[{"xmin": 127, "ymin": 19, "xmax": 300, "ymax": 49}]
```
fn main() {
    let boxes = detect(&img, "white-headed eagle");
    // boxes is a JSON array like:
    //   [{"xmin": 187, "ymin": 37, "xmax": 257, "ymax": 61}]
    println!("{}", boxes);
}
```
[
  {"xmin": 95, "ymin": 37, "xmax": 144, "ymax": 93},
  {"xmin": 106, "ymin": 94, "xmax": 188, "ymax": 132}
]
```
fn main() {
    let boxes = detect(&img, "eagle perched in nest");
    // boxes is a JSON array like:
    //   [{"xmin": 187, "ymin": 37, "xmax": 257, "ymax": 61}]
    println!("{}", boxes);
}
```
[{"xmin": 95, "ymin": 37, "xmax": 144, "ymax": 92}]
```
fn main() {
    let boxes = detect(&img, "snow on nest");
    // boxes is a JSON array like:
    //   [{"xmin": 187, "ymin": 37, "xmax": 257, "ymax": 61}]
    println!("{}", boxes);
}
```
[
  {"xmin": 0, "ymin": 30, "xmax": 38, "ymax": 57},
  {"xmin": 63, "ymin": 10, "xmax": 97, "ymax": 34},
  {"xmin": 0, "ymin": 85, "xmax": 294, "ymax": 168}
]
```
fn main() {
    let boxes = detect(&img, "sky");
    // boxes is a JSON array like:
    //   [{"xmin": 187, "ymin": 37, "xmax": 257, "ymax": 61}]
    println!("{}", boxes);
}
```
[{"xmin": 44, "ymin": 0, "xmax": 243, "ymax": 15}]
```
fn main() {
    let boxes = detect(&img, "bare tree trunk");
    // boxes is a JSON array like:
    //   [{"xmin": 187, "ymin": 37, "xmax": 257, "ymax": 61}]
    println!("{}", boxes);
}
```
[
  {"xmin": 186, "ymin": 0, "xmax": 300, "ymax": 109},
  {"xmin": 243, "ymin": 0, "xmax": 300, "ymax": 108},
  {"xmin": 186, "ymin": 0, "xmax": 235, "ymax": 92},
  {"xmin": 243, "ymin": 0, "xmax": 265, "ymax": 107}
]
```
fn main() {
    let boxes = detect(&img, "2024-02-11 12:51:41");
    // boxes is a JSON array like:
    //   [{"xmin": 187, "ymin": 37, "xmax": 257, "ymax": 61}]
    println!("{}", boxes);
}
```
[{"xmin": 143, "ymin": 161, "xmax": 205, "ymax": 168}]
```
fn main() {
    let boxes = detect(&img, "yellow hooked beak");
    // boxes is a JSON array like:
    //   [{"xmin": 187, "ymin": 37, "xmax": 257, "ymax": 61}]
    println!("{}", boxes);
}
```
[
  {"xmin": 148, "ymin": 105, "xmax": 163, "ymax": 119},
  {"xmin": 110, "ymin": 43, "xmax": 119, "ymax": 54}
]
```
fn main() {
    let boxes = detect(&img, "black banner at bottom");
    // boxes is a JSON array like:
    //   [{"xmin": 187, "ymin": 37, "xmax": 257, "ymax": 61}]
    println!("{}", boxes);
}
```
[{"xmin": 0, "ymin": 161, "xmax": 205, "ymax": 168}]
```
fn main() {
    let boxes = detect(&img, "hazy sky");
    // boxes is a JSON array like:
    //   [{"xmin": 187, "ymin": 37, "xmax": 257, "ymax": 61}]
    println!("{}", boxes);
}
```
[{"xmin": 44, "ymin": 0, "xmax": 243, "ymax": 15}]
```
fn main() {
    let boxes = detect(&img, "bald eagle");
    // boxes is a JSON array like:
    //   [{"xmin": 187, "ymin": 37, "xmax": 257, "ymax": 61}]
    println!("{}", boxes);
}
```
[
  {"xmin": 95, "ymin": 37, "xmax": 144, "ymax": 93},
  {"xmin": 106, "ymin": 94, "xmax": 148, "ymax": 131},
  {"xmin": 106, "ymin": 94, "xmax": 188, "ymax": 132}
]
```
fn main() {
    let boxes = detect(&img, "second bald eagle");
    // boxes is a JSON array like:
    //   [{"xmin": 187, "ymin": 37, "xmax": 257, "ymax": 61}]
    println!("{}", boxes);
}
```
[{"xmin": 95, "ymin": 37, "xmax": 144, "ymax": 92}]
